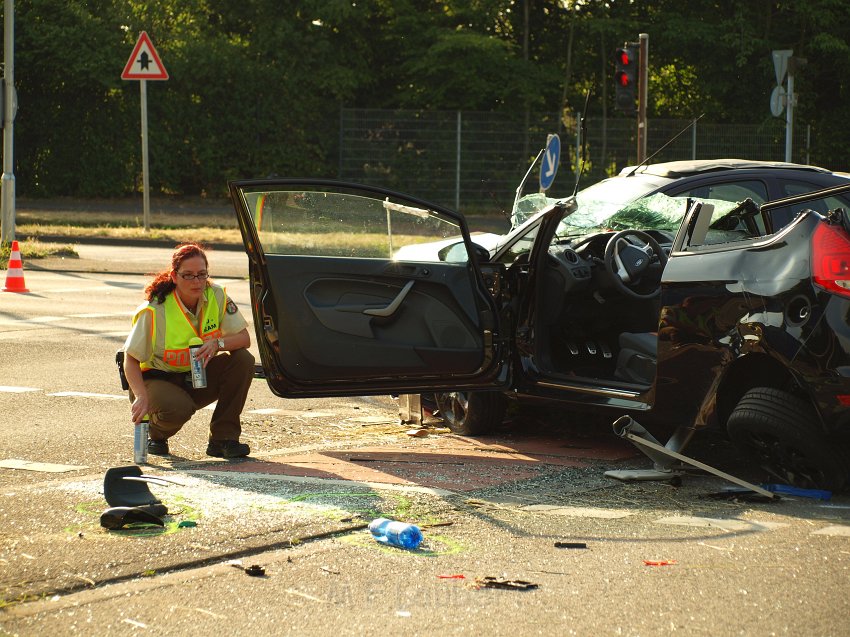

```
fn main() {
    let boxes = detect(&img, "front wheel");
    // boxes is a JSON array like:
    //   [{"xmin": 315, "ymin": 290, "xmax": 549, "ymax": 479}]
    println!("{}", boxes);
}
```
[
  {"xmin": 727, "ymin": 387, "xmax": 848, "ymax": 491},
  {"xmin": 435, "ymin": 391, "xmax": 507, "ymax": 436}
]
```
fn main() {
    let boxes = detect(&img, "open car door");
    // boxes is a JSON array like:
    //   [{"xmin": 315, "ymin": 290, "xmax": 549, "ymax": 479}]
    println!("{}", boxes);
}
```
[{"xmin": 229, "ymin": 179, "xmax": 507, "ymax": 397}]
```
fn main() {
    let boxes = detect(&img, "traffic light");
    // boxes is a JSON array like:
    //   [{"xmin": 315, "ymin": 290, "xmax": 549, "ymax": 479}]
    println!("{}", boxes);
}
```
[{"xmin": 614, "ymin": 44, "xmax": 638, "ymax": 114}]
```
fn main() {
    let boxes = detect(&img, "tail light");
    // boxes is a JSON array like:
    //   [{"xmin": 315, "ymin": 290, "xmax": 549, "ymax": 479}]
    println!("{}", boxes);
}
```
[{"xmin": 812, "ymin": 223, "xmax": 850, "ymax": 298}]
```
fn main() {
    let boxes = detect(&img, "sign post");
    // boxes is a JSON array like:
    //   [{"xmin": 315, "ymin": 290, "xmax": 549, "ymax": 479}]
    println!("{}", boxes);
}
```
[
  {"xmin": 121, "ymin": 32, "xmax": 168, "ymax": 231},
  {"xmin": 770, "ymin": 49, "xmax": 794, "ymax": 161}
]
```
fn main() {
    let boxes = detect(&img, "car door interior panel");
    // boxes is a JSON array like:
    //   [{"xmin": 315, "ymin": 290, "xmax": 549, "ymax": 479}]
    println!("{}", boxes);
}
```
[{"xmin": 262, "ymin": 255, "xmax": 485, "ymax": 382}]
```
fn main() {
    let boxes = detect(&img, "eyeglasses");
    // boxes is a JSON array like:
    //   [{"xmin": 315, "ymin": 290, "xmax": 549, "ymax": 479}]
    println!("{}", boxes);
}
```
[{"xmin": 177, "ymin": 272, "xmax": 209, "ymax": 281}]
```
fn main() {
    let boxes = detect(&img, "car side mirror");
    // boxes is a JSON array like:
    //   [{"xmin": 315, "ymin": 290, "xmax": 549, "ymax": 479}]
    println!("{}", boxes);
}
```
[{"xmin": 438, "ymin": 241, "xmax": 489, "ymax": 263}]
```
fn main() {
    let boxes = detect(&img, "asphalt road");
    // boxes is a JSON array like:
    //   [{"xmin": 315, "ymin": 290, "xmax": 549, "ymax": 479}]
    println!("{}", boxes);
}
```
[{"xmin": 0, "ymin": 247, "xmax": 849, "ymax": 637}]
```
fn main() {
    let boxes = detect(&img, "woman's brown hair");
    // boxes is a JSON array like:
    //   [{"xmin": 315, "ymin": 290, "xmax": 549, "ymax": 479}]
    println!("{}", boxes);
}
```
[{"xmin": 144, "ymin": 242, "xmax": 209, "ymax": 303}]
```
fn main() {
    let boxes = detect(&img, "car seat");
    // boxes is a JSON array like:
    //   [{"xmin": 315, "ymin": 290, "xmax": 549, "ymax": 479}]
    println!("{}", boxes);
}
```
[{"xmin": 614, "ymin": 332, "xmax": 656, "ymax": 385}]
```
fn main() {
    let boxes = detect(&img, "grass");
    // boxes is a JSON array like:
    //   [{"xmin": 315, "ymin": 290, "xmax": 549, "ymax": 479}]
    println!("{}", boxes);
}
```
[
  {"xmin": 2, "ymin": 206, "xmax": 243, "ymax": 263},
  {"xmin": 2, "ymin": 198, "xmax": 507, "ymax": 263},
  {"xmin": 2, "ymin": 221, "xmax": 440, "ymax": 264}
]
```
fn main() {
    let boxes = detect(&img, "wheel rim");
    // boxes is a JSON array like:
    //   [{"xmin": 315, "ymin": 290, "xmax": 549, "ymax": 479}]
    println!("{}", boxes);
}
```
[
  {"xmin": 743, "ymin": 431, "xmax": 827, "ymax": 489},
  {"xmin": 439, "ymin": 392, "xmax": 468, "ymax": 428}
]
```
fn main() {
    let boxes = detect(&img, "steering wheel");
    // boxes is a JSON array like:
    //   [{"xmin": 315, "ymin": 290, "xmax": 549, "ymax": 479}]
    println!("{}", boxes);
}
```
[{"xmin": 603, "ymin": 230, "xmax": 668, "ymax": 299}]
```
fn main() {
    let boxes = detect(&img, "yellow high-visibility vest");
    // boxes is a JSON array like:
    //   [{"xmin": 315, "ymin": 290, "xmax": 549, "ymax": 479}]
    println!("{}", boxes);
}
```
[{"xmin": 133, "ymin": 285, "xmax": 224, "ymax": 372}]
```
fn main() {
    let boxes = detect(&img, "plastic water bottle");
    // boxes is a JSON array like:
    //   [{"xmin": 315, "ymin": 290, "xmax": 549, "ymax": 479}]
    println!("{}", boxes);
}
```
[{"xmin": 368, "ymin": 518, "xmax": 423, "ymax": 549}]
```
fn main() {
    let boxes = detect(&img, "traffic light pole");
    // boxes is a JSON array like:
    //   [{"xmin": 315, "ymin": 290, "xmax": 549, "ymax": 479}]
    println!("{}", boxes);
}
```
[
  {"xmin": 637, "ymin": 33, "xmax": 648, "ymax": 163},
  {"xmin": 0, "ymin": 0, "xmax": 15, "ymax": 245}
]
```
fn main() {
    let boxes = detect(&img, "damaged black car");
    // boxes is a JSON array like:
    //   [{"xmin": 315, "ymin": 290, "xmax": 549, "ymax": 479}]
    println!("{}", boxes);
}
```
[{"xmin": 229, "ymin": 178, "xmax": 850, "ymax": 491}]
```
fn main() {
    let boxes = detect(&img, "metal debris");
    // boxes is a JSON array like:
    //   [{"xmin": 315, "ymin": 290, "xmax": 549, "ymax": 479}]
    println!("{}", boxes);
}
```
[{"xmin": 475, "ymin": 577, "xmax": 538, "ymax": 591}]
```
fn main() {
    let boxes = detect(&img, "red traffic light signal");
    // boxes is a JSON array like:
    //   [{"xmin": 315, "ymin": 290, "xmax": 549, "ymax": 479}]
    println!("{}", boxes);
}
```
[{"xmin": 614, "ymin": 44, "xmax": 638, "ymax": 113}]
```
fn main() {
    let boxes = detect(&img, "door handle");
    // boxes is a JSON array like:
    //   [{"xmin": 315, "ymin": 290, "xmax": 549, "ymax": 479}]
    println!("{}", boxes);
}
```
[{"xmin": 363, "ymin": 280, "xmax": 414, "ymax": 317}]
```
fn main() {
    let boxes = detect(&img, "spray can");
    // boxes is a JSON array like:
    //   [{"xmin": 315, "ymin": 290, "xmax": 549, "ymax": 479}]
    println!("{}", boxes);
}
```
[
  {"xmin": 134, "ymin": 417, "xmax": 150, "ymax": 464},
  {"xmin": 188, "ymin": 337, "xmax": 207, "ymax": 389}
]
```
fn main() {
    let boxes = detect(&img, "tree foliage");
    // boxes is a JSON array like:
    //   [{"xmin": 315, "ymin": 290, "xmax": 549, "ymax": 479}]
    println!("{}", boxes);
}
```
[{"xmin": 2, "ymin": 0, "xmax": 848, "ymax": 198}]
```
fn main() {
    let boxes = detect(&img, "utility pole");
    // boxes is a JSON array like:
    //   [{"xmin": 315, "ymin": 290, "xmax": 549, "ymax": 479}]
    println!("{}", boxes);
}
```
[
  {"xmin": 637, "ymin": 33, "xmax": 648, "ymax": 163},
  {"xmin": 1, "ymin": 0, "xmax": 15, "ymax": 245}
]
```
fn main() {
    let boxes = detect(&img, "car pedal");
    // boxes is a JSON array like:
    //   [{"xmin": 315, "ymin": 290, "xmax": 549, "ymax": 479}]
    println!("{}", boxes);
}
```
[
  {"xmin": 568, "ymin": 341, "xmax": 579, "ymax": 355},
  {"xmin": 600, "ymin": 342, "xmax": 612, "ymax": 359},
  {"xmin": 585, "ymin": 341, "xmax": 597, "ymax": 355}
]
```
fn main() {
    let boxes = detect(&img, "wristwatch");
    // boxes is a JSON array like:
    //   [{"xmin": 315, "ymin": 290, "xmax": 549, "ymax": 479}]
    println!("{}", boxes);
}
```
[{"xmin": 216, "ymin": 338, "xmax": 225, "ymax": 351}]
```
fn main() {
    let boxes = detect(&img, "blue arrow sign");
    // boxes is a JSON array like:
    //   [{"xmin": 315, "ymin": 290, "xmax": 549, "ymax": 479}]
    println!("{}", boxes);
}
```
[{"xmin": 539, "ymin": 134, "xmax": 560, "ymax": 191}]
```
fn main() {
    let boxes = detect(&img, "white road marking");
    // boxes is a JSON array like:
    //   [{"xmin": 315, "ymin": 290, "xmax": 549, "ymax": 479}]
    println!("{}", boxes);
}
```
[
  {"xmin": 811, "ymin": 525, "xmax": 850, "ymax": 537},
  {"xmin": 68, "ymin": 312, "xmax": 135, "ymax": 319},
  {"xmin": 248, "ymin": 408, "xmax": 281, "ymax": 414},
  {"xmin": 47, "ymin": 391, "xmax": 127, "ymax": 400},
  {"xmin": 0, "ymin": 316, "xmax": 67, "ymax": 325},
  {"xmin": 45, "ymin": 286, "xmax": 140, "ymax": 294},
  {"xmin": 0, "ymin": 386, "xmax": 40, "ymax": 393},
  {"xmin": 0, "ymin": 459, "xmax": 88, "ymax": 473}
]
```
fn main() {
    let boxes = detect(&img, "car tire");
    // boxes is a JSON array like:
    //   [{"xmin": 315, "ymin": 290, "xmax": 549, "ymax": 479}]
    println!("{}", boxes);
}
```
[
  {"xmin": 435, "ymin": 391, "xmax": 507, "ymax": 436},
  {"xmin": 727, "ymin": 387, "xmax": 849, "ymax": 491}
]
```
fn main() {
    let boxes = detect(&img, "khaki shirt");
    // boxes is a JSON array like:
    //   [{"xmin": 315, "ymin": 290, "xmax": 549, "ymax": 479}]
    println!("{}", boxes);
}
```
[{"xmin": 124, "ymin": 286, "xmax": 249, "ymax": 372}]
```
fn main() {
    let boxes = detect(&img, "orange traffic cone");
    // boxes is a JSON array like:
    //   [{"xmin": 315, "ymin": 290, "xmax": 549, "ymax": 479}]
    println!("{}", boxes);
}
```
[{"xmin": 2, "ymin": 240, "xmax": 29, "ymax": 293}]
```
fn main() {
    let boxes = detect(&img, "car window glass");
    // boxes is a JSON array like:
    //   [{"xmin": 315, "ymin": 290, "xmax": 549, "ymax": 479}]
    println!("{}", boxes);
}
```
[
  {"xmin": 672, "ymin": 180, "xmax": 768, "ymax": 234},
  {"xmin": 511, "ymin": 193, "xmax": 558, "ymax": 228},
  {"xmin": 768, "ymin": 180, "xmax": 850, "ymax": 229},
  {"xmin": 240, "ymin": 188, "xmax": 462, "ymax": 259},
  {"xmin": 681, "ymin": 198, "xmax": 763, "ymax": 248},
  {"xmin": 675, "ymin": 180, "xmax": 768, "ymax": 204},
  {"xmin": 495, "ymin": 224, "xmax": 539, "ymax": 264}
]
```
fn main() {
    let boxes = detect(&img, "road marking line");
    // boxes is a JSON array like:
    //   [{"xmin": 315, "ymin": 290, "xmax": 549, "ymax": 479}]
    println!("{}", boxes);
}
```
[
  {"xmin": 248, "ymin": 408, "xmax": 282, "ymax": 414},
  {"xmin": 68, "ymin": 312, "xmax": 135, "ymax": 318},
  {"xmin": 0, "ymin": 459, "xmax": 88, "ymax": 472},
  {"xmin": 811, "ymin": 525, "xmax": 850, "ymax": 537},
  {"xmin": 0, "ymin": 316, "xmax": 67, "ymax": 325},
  {"xmin": 0, "ymin": 386, "xmax": 41, "ymax": 393},
  {"xmin": 47, "ymin": 286, "xmax": 138, "ymax": 294},
  {"xmin": 47, "ymin": 391, "xmax": 127, "ymax": 400}
]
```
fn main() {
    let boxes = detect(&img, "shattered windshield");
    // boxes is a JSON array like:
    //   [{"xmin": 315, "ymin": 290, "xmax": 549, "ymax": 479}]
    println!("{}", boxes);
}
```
[{"xmin": 558, "ymin": 192, "xmax": 742, "ymax": 235}]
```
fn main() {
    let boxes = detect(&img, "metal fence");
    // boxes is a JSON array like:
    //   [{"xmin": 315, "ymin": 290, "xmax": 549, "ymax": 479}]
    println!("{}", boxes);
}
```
[{"xmin": 339, "ymin": 108, "xmax": 813, "ymax": 214}]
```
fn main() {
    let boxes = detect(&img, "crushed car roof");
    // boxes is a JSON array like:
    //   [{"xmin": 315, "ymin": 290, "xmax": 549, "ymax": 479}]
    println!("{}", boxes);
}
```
[{"xmin": 620, "ymin": 159, "xmax": 836, "ymax": 179}]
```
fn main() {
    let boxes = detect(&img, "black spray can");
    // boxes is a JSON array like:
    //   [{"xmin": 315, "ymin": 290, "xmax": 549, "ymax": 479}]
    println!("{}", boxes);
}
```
[
  {"xmin": 134, "ymin": 418, "xmax": 149, "ymax": 464},
  {"xmin": 188, "ymin": 337, "xmax": 207, "ymax": 389}
]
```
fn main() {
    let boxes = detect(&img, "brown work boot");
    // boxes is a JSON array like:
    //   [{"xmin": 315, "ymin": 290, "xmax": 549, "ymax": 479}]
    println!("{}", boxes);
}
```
[
  {"xmin": 148, "ymin": 438, "xmax": 170, "ymax": 456},
  {"xmin": 206, "ymin": 439, "xmax": 250, "ymax": 458}
]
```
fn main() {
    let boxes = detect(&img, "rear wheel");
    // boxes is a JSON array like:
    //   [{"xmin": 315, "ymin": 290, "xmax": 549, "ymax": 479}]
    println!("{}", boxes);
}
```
[
  {"xmin": 435, "ymin": 391, "xmax": 507, "ymax": 436},
  {"xmin": 727, "ymin": 387, "xmax": 848, "ymax": 491}
]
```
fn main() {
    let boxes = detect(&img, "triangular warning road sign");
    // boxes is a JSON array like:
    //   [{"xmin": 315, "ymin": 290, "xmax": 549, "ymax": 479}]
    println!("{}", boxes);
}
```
[{"xmin": 122, "ymin": 31, "xmax": 169, "ymax": 80}]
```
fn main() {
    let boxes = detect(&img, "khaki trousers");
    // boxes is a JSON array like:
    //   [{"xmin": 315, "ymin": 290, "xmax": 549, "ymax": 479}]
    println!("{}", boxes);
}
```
[{"xmin": 140, "ymin": 349, "xmax": 255, "ymax": 442}]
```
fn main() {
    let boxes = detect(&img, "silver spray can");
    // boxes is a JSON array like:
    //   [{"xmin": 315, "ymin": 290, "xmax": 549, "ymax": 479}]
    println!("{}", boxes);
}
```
[
  {"xmin": 188, "ymin": 337, "xmax": 207, "ymax": 389},
  {"xmin": 134, "ymin": 418, "xmax": 149, "ymax": 464}
]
